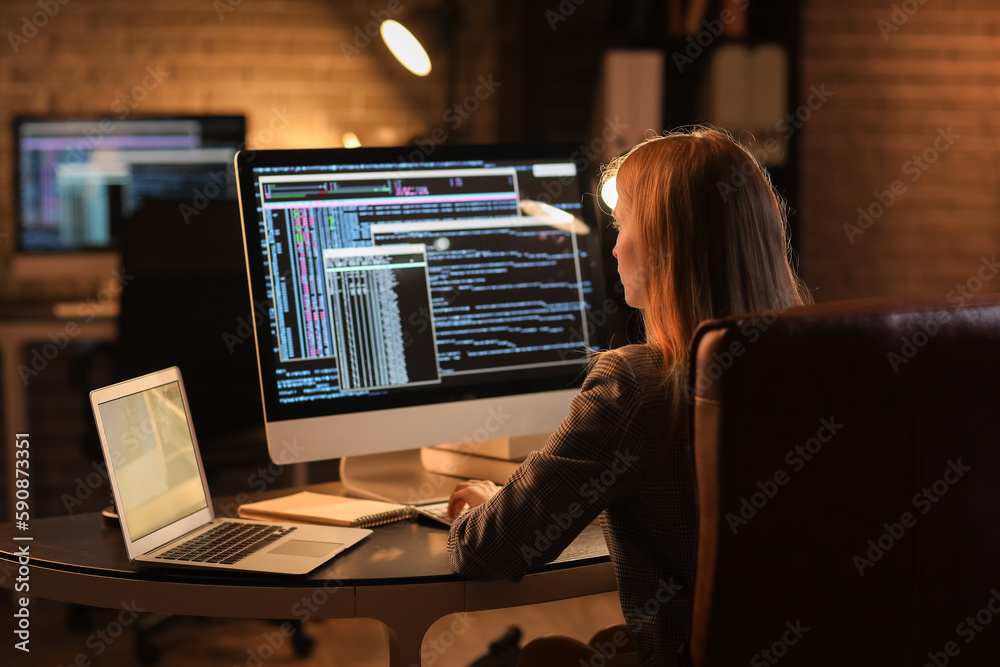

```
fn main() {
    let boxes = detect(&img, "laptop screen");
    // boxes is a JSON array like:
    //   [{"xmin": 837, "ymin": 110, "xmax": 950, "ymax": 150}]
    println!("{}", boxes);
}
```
[{"xmin": 97, "ymin": 381, "xmax": 208, "ymax": 541}]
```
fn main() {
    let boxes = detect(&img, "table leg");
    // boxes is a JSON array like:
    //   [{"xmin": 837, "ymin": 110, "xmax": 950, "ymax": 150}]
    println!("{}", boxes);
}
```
[{"xmin": 356, "ymin": 581, "xmax": 465, "ymax": 667}]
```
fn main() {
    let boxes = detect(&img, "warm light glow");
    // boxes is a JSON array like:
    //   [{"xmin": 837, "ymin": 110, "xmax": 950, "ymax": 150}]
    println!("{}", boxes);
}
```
[
  {"xmin": 521, "ymin": 199, "xmax": 574, "ymax": 222},
  {"xmin": 601, "ymin": 176, "xmax": 618, "ymax": 210},
  {"xmin": 380, "ymin": 20, "xmax": 432, "ymax": 77},
  {"xmin": 520, "ymin": 199, "xmax": 591, "ymax": 235},
  {"xmin": 342, "ymin": 132, "xmax": 361, "ymax": 148}
]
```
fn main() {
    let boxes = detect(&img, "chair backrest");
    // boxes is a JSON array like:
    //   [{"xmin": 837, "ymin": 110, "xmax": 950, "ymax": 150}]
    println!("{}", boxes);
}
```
[{"xmin": 689, "ymin": 294, "xmax": 1000, "ymax": 666}]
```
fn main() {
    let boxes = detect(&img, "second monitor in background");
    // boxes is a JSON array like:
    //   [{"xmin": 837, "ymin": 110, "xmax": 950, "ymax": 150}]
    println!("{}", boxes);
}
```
[{"xmin": 11, "ymin": 114, "xmax": 245, "ymax": 289}]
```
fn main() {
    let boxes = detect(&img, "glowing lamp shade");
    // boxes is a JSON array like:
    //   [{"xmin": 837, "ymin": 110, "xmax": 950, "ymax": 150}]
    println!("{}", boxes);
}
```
[
  {"xmin": 600, "ymin": 176, "xmax": 619, "ymax": 211},
  {"xmin": 342, "ymin": 132, "xmax": 361, "ymax": 148},
  {"xmin": 380, "ymin": 20, "xmax": 432, "ymax": 77}
]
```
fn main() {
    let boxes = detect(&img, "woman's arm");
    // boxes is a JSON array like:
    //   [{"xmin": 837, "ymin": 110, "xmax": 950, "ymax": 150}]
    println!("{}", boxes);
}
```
[{"xmin": 447, "ymin": 350, "xmax": 654, "ymax": 581}]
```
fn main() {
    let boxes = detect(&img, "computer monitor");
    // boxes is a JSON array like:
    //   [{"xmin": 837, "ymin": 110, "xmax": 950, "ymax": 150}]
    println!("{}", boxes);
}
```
[
  {"xmin": 235, "ymin": 144, "xmax": 612, "ymax": 501},
  {"xmin": 11, "ymin": 114, "xmax": 245, "ymax": 283}
]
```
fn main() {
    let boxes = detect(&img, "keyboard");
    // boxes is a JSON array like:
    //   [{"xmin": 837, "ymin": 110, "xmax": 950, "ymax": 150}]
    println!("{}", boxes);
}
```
[
  {"xmin": 156, "ymin": 522, "xmax": 296, "ymax": 565},
  {"xmin": 415, "ymin": 501, "xmax": 469, "ymax": 526}
]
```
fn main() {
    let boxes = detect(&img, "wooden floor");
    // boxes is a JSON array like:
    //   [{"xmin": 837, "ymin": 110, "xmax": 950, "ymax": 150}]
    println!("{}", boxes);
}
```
[{"xmin": 1, "ymin": 591, "xmax": 626, "ymax": 666}]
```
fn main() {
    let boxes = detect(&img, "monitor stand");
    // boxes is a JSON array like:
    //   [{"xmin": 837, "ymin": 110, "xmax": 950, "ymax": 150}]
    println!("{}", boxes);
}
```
[{"xmin": 339, "ymin": 449, "xmax": 457, "ymax": 505}]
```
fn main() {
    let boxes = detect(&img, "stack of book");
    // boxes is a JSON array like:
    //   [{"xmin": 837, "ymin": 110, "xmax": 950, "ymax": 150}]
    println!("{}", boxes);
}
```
[{"xmin": 419, "ymin": 435, "xmax": 548, "ymax": 484}]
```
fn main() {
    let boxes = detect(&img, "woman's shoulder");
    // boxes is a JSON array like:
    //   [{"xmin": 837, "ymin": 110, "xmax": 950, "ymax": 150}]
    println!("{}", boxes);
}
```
[
  {"xmin": 602, "ymin": 342, "xmax": 663, "ymax": 363},
  {"xmin": 588, "ymin": 344, "xmax": 665, "ymax": 384},
  {"xmin": 595, "ymin": 343, "xmax": 664, "ymax": 369}
]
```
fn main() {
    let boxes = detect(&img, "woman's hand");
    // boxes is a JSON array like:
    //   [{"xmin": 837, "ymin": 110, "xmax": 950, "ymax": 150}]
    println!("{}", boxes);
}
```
[{"xmin": 447, "ymin": 479, "xmax": 499, "ymax": 518}]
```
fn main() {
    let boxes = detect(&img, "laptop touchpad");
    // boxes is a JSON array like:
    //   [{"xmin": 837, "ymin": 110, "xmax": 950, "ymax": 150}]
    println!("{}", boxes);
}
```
[{"xmin": 268, "ymin": 540, "xmax": 343, "ymax": 558}]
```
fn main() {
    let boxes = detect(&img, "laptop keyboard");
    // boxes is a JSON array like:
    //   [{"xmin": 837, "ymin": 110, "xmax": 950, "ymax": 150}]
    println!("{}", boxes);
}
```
[{"xmin": 156, "ymin": 522, "xmax": 296, "ymax": 565}]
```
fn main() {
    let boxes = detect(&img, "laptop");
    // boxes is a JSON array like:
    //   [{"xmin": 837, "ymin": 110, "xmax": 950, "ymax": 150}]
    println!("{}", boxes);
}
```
[{"xmin": 90, "ymin": 366, "xmax": 371, "ymax": 575}]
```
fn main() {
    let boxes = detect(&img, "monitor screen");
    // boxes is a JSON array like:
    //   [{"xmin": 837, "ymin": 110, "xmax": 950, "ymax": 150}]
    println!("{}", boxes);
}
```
[
  {"xmin": 235, "ymin": 144, "xmax": 612, "ymax": 472},
  {"xmin": 14, "ymin": 114, "xmax": 245, "ymax": 253}
]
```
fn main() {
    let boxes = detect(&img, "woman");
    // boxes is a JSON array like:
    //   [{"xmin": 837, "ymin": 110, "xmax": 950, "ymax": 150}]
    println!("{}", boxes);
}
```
[{"xmin": 446, "ymin": 127, "xmax": 811, "ymax": 665}]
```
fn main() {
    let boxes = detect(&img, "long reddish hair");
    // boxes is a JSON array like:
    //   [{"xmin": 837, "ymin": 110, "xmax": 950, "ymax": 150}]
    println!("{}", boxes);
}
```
[{"xmin": 601, "ymin": 127, "xmax": 811, "ymax": 392}]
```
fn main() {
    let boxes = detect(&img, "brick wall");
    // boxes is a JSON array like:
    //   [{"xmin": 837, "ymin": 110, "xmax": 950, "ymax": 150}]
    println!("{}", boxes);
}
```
[
  {"xmin": 0, "ymin": 0, "xmax": 506, "ymax": 514},
  {"xmin": 5, "ymin": 0, "xmax": 997, "ymax": 302},
  {"xmin": 0, "ymin": 0, "xmax": 499, "ymax": 298},
  {"xmin": 800, "ymin": 0, "xmax": 1000, "ymax": 301}
]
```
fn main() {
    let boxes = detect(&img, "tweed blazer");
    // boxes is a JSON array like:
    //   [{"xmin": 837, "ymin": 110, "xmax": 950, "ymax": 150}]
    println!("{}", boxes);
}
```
[{"xmin": 448, "ymin": 344, "xmax": 697, "ymax": 666}]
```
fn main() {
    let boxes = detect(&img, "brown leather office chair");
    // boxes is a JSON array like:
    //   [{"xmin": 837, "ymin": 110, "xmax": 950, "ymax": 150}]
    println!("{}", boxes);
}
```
[{"xmin": 690, "ymin": 294, "xmax": 1000, "ymax": 666}]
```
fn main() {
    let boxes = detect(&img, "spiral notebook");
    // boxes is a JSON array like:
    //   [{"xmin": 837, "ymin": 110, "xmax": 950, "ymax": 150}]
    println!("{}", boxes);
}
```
[{"xmin": 238, "ymin": 491, "xmax": 417, "ymax": 528}]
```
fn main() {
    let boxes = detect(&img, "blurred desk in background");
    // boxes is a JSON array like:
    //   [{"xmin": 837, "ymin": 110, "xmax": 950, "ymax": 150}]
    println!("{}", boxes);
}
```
[{"xmin": 0, "ymin": 301, "xmax": 117, "ymax": 520}]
